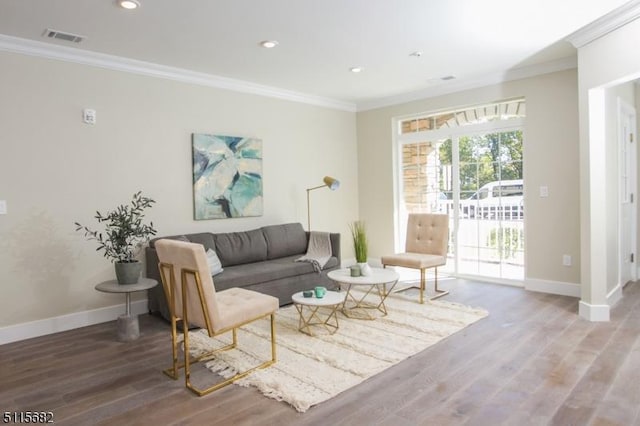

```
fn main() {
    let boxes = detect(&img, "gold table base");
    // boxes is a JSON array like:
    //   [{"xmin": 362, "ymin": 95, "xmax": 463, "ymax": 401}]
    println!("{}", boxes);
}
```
[
  {"xmin": 341, "ymin": 280, "xmax": 398, "ymax": 320},
  {"xmin": 294, "ymin": 303, "xmax": 341, "ymax": 336}
]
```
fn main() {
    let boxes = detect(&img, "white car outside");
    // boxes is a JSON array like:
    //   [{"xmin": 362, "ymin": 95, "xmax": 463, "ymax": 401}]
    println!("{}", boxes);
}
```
[{"xmin": 461, "ymin": 179, "xmax": 523, "ymax": 219}]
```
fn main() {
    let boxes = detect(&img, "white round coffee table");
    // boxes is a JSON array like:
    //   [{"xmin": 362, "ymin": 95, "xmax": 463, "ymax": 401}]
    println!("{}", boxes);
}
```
[
  {"xmin": 291, "ymin": 290, "xmax": 346, "ymax": 336},
  {"xmin": 327, "ymin": 268, "xmax": 400, "ymax": 320}
]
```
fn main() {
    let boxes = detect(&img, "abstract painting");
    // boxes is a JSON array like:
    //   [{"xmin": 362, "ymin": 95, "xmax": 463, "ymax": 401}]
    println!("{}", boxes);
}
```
[{"xmin": 192, "ymin": 133, "xmax": 263, "ymax": 220}]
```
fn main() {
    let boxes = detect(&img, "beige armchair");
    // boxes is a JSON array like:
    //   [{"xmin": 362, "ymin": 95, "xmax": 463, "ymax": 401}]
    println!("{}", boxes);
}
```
[
  {"xmin": 381, "ymin": 213, "xmax": 449, "ymax": 304},
  {"xmin": 155, "ymin": 239, "xmax": 278, "ymax": 396}
]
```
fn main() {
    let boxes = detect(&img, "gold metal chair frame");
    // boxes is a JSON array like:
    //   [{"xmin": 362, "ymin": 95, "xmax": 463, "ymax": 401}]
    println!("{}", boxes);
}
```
[
  {"xmin": 384, "ymin": 266, "xmax": 448, "ymax": 304},
  {"xmin": 158, "ymin": 262, "xmax": 276, "ymax": 396}
]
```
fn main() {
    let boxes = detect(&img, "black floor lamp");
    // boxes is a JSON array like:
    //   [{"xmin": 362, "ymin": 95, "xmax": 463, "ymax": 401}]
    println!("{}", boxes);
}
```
[{"xmin": 306, "ymin": 176, "xmax": 340, "ymax": 230}]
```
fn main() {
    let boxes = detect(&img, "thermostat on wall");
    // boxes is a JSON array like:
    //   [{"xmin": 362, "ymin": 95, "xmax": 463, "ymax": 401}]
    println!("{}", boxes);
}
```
[{"xmin": 83, "ymin": 108, "xmax": 96, "ymax": 125}]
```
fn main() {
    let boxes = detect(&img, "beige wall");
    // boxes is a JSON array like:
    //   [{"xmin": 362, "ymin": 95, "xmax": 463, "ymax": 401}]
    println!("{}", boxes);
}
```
[
  {"xmin": 356, "ymin": 69, "xmax": 581, "ymax": 285},
  {"xmin": 0, "ymin": 52, "xmax": 358, "ymax": 328},
  {"xmin": 576, "ymin": 17, "xmax": 640, "ymax": 310}
]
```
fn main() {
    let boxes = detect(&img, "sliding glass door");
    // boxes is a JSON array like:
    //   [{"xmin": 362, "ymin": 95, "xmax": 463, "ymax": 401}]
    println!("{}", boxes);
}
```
[
  {"xmin": 455, "ymin": 131, "xmax": 524, "ymax": 279},
  {"xmin": 396, "ymin": 100, "xmax": 525, "ymax": 282}
]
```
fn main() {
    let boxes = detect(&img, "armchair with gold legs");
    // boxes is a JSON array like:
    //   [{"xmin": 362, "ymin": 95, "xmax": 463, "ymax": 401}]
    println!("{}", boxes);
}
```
[
  {"xmin": 155, "ymin": 239, "xmax": 278, "ymax": 396},
  {"xmin": 381, "ymin": 213, "xmax": 450, "ymax": 304}
]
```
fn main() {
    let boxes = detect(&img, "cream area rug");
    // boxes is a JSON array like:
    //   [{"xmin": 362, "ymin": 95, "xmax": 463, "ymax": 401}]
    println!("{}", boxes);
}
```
[{"xmin": 186, "ymin": 291, "xmax": 488, "ymax": 412}]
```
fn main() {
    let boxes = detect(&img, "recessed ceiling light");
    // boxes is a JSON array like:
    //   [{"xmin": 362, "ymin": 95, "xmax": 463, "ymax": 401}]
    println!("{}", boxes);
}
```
[
  {"xmin": 350, "ymin": 67, "xmax": 363, "ymax": 73},
  {"xmin": 118, "ymin": 0, "xmax": 140, "ymax": 10},
  {"xmin": 260, "ymin": 40, "xmax": 279, "ymax": 49},
  {"xmin": 409, "ymin": 51, "xmax": 423, "ymax": 57}
]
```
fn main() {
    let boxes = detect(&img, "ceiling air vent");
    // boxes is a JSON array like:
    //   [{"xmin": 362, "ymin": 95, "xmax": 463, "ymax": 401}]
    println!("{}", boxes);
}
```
[{"xmin": 42, "ymin": 28, "xmax": 85, "ymax": 43}]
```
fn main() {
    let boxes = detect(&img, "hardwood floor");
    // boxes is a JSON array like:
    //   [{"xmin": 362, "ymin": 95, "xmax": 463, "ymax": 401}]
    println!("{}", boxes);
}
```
[{"xmin": 2, "ymin": 279, "xmax": 639, "ymax": 426}]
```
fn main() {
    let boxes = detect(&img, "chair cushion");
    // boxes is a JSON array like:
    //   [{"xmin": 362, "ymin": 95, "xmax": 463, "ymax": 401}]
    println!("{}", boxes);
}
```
[
  {"xmin": 215, "ymin": 287, "xmax": 278, "ymax": 333},
  {"xmin": 381, "ymin": 252, "xmax": 446, "ymax": 269},
  {"xmin": 405, "ymin": 214, "xmax": 449, "ymax": 256},
  {"xmin": 155, "ymin": 239, "xmax": 220, "ymax": 328}
]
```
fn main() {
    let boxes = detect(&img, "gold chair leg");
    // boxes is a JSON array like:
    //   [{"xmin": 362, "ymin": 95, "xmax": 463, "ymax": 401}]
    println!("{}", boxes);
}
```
[
  {"xmin": 183, "ymin": 308, "xmax": 193, "ymax": 393},
  {"xmin": 163, "ymin": 333, "xmax": 234, "ymax": 379},
  {"xmin": 430, "ymin": 267, "xmax": 450, "ymax": 300},
  {"xmin": 162, "ymin": 315, "xmax": 180, "ymax": 379},
  {"xmin": 391, "ymin": 266, "xmax": 449, "ymax": 303},
  {"xmin": 271, "ymin": 313, "xmax": 277, "ymax": 362},
  {"xmin": 232, "ymin": 328, "xmax": 237, "ymax": 348},
  {"xmin": 183, "ymin": 313, "xmax": 277, "ymax": 397}
]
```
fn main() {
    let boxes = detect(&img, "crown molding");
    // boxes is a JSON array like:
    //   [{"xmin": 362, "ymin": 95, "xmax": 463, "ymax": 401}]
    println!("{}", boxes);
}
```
[
  {"xmin": 0, "ymin": 34, "xmax": 356, "ymax": 112},
  {"xmin": 356, "ymin": 56, "xmax": 577, "ymax": 112},
  {"xmin": 565, "ymin": 0, "xmax": 640, "ymax": 48}
]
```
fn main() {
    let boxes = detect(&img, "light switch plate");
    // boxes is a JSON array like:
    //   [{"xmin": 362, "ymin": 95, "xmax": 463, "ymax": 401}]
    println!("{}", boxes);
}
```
[
  {"xmin": 539, "ymin": 186, "xmax": 549, "ymax": 197},
  {"xmin": 0, "ymin": 200, "xmax": 6, "ymax": 215}
]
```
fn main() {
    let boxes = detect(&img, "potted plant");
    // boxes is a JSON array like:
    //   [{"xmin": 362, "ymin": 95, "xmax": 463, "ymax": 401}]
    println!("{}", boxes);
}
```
[
  {"xmin": 75, "ymin": 191, "xmax": 157, "ymax": 284},
  {"xmin": 349, "ymin": 220, "xmax": 370, "ymax": 276}
]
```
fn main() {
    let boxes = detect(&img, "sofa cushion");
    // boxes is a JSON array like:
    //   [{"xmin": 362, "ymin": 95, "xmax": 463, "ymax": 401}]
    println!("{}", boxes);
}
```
[
  {"xmin": 262, "ymin": 223, "xmax": 308, "ymax": 260},
  {"xmin": 214, "ymin": 255, "xmax": 315, "ymax": 289},
  {"xmin": 149, "ymin": 233, "xmax": 215, "ymax": 251},
  {"xmin": 214, "ymin": 228, "xmax": 267, "ymax": 267},
  {"xmin": 186, "ymin": 233, "xmax": 216, "ymax": 251}
]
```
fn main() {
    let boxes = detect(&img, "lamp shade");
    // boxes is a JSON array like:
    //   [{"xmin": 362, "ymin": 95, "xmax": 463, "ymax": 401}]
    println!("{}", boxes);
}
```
[{"xmin": 323, "ymin": 176, "xmax": 340, "ymax": 191}]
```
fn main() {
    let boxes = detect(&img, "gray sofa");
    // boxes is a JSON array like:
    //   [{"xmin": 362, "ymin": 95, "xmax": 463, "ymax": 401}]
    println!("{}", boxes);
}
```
[{"xmin": 145, "ymin": 222, "xmax": 341, "ymax": 321}]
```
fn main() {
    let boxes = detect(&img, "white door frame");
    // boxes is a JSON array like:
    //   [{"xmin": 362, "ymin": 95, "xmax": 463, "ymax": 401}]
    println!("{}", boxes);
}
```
[{"xmin": 618, "ymin": 98, "xmax": 638, "ymax": 286}]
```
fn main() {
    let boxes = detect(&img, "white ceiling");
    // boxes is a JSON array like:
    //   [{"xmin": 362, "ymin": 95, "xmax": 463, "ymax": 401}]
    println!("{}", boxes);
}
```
[{"xmin": 0, "ymin": 0, "xmax": 630, "ymax": 110}]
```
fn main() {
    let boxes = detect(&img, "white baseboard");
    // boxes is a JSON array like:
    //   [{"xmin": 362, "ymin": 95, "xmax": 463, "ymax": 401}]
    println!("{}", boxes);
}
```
[
  {"xmin": 607, "ymin": 284, "xmax": 623, "ymax": 307},
  {"xmin": 578, "ymin": 300, "xmax": 610, "ymax": 322},
  {"xmin": 577, "ymin": 283, "xmax": 624, "ymax": 323},
  {"xmin": 524, "ymin": 278, "xmax": 581, "ymax": 298},
  {"xmin": 0, "ymin": 299, "xmax": 149, "ymax": 345}
]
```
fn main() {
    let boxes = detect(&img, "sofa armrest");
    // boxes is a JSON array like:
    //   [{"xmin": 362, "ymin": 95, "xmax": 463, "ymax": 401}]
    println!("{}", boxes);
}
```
[
  {"xmin": 145, "ymin": 246, "xmax": 161, "ymax": 283},
  {"xmin": 329, "ymin": 232, "xmax": 341, "ymax": 265}
]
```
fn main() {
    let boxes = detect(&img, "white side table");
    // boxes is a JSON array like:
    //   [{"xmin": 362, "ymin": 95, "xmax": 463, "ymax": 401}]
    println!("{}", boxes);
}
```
[
  {"xmin": 95, "ymin": 278, "xmax": 158, "ymax": 342},
  {"xmin": 292, "ymin": 290, "xmax": 346, "ymax": 336}
]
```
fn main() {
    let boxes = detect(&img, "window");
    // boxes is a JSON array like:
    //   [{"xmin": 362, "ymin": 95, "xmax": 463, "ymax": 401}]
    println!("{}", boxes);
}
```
[{"xmin": 400, "ymin": 99, "xmax": 525, "ymax": 135}]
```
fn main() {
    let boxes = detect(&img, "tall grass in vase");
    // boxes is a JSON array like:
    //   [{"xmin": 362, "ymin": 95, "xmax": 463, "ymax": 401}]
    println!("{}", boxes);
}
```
[{"xmin": 349, "ymin": 220, "xmax": 368, "ymax": 264}]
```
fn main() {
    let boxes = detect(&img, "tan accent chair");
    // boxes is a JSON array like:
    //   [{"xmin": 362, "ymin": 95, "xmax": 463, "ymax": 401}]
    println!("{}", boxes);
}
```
[
  {"xmin": 155, "ymin": 239, "xmax": 278, "ymax": 396},
  {"xmin": 381, "ymin": 213, "xmax": 449, "ymax": 304}
]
